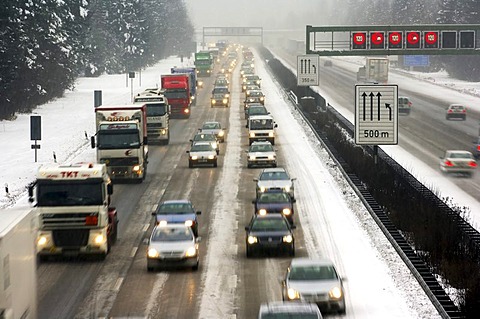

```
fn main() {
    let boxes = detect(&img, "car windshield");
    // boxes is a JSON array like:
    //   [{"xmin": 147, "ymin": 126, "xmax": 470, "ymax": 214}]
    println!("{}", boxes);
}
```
[
  {"xmin": 448, "ymin": 152, "xmax": 472, "ymax": 159},
  {"xmin": 152, "ymin": 227, "xmax": 193, "ymax": 242},
  {"xmin": 213, "ymin": 88, "xmax": 228, "ymax": 94},
  {"xmin": 191, "ymin": 144, "xmax": 214, "ymax": 152},
  {"xmin": 260, "ymin": 171, "xmax": 289, "ymax": 180},
  {"xmin": 194, "ymin": 134, "xmax": 216, "ymax": 142},
  {"xmin": 249, "ymin": 92, "xmax": 263, "ymax": 97},
  {"xmin": 158, "ymin": 203, "xmax": 193, "ymax": 214},
  {"xmin": 203, "ymin": 123, "xmax": 220, "ymax": 129},
  {"xmin": 249, "ymin": 108, "xmax": 268, "ymax": 116},
  {"xmin": 450, "ymin": 105, "xmax": 465, "ymax": 110},
  {"xmin": 213, "ymin": 93, "xmax": 226, "ymax": 98},
  {"xmin": 251, "ymin": 218, "xmax": 289, "ymax": 231},
  {"xmin": 261, "ymin": 314, "xmax": 318, "ymax": 319},
  {"xmin": 258, "ymin": 193, "xmax": 290, "ymax": 203},
  {"xmin": 250, "ymin": 144, "xmax": 274, "ymax": 152},
  {"xmin": 289, "ymin": 265, "xmax": 338, "ymax": 281},
  {"xmin": 250, "ymin": 119, "xmax": 274, "ymax": 130}
]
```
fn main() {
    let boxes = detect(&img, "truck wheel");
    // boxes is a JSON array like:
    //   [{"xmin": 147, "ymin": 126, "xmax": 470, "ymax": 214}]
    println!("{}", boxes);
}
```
[{"xmin": 246, "ymin": 246, "xmax": 252, "ymax": 258}]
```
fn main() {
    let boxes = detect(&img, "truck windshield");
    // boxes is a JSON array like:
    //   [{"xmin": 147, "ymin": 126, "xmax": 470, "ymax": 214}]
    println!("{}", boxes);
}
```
[
  {"xmin": 164, "ymin": 89, "xmax": 187, "ymax": 99},
  {"xmin": 250, "ymin": 119, "xmax": 274, "ymax": 130},
  {"xmin": 37, "ymin": 181, "xmax": 104, "ymax": 206},
  {"xmin": 146, "ymin": 103, "xmax": 167, "ymax": 116},
  {"xmin": 195, "ymin": 60, "xmax": 212, "ymax": 65},
  {"xmin": 97, "ymin": 131, "xmax": 140, "ymax": 149}
]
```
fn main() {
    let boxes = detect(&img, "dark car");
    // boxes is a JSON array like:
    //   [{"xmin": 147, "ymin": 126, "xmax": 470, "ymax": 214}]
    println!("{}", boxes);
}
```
[
  {"xmin": 152, "ymin": 199, "xmax": 201, "ymax": 236},
  {"xmin": 253, "ymin": 191, "xmax": 296, "ymax": 224},
  {"xmin": 244, "ymin": 214, "xmax": 295, "ymax": 257},
  {"xmin": 244, "ymin": 90, "xmax": 265, "ymax": 106}
]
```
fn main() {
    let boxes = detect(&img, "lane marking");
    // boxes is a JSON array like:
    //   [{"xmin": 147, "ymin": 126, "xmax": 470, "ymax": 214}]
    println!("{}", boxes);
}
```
[
  {"xmin": 113, "ymin": 277, "xmax": 124, "ymax": 291},
  {"xmin": 130, "ymin": 247, "xmax": 138, "ymax": 258}
]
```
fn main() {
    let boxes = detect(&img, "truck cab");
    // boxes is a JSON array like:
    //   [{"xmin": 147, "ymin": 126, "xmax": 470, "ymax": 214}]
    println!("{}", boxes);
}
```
[
  {"xmin": 246, "ymin": 114, "xmax": 278, "ymax": 145},
  {"xmin": 134, "ymin": 92, "xmax": 170, "ymax": 144}
]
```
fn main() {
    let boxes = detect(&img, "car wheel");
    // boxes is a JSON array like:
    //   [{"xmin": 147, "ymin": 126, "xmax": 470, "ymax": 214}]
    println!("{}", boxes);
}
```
[
  {"xmin": 147, "ymin": 266, "xmax": 154, "ymax": 272},
  {"xmin": 192, "ymin": 262, "xmax": 199, "ymax": 271},
  {"xmin": 247, "ymin": 164, "xmax": 252, "ymax": 169},
  {"xmin": 213, "ymin": 160, "xmax": 218, "ymax": 167},
  {"xmin": 189, "ymin": 162, "xmax": 193, "ymax": 168},
  {"xmin": 272, "ymin": 163, "xmax": 277, "ymax": 168},
  {"xmin": 246, "ymin": 246, "xmax": 252, "ymax": 258},
  {"xmin": 289, "ymin": 245, "xmax": 295, "ymax": 257}
]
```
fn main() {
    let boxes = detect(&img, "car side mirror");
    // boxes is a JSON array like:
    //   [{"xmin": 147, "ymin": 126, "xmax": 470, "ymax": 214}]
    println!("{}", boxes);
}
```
[
  {"xmin": 196, "ymin": 211, "xmax": 202, "ymax": 215},
  {"xmin": 251, "ymin": 200, "xmax": 256, "ymax": 204},
  {"xmin": 245, "ymin": 124, "xmax": 248, "ymax": 128},
  {"xmin": 186, "ymin": 151, "xmax": 190, "ymax": 154},
  {"xmin": 189, "ymin": 139, "xmax": 193, "ymax": 143},
  {"xmin": 292, "ymin": 178, "xmax": 297, "ymax": 181},
  {"xmin": 196, "ymin": 237, "xmax": 202, "ymax": 243},
  {"xmin": 151, "ymin": 212, "xmax": 157, "ymax": 216},
  {"xmin": 292, "ymin": 199, "xmax": 297, "ymax": 203},
  {"xmin": 244, "ymin": 226, "xmax": 249, "ymax": 231},
  {"xmin": 253, "ymin": 178, "xmax": 258, "ymax": 182},
  {"xmin": 290, "ymin": 225, "xmax": 297, "ymax": 230},
  {"xmin": 274, "ymin": 124, "xmax": 278, "ymax": 128}
]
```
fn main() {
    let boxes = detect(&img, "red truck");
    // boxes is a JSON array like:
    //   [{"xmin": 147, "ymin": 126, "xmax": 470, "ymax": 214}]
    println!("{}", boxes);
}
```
[{"xmin": 161, "ymin": 74, "xmax": 191, "ymax": 118}]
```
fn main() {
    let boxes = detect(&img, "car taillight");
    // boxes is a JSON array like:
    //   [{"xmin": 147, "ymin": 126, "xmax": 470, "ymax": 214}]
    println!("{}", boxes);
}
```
[
  {"xmin": 444, "ymin": 160, "xmax": 454, "ymax": 167},
  {"xmin": 447, "ymin": 110, "xmax": 453, "ymax": 113},
  {"xmin": 477, "ymin": 145, "xmax": 480, "ymax": 151},
  {"xmin": 408, "ymin": 102, "xmax": 412, "ymax": 106},
  {"xmin": 469, "ymin": 161, "xmax": 477, "ymax": 168},
  {"xmin": 462, "ymin": 109, "xmax": 466, "ymax": 113}
]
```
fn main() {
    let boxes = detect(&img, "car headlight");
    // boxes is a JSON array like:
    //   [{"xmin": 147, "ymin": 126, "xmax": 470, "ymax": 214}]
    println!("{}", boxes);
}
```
[
  {"xmin": 282, "ymin": 208, "xmax": 291, "ymax": 216},
  {"xmin": 222, "ymin": 99, "xmax": 228, "ymax": 104},
  {"xmin": 268, "ymin": 155, "xmax": 275, "ymax": 160},
  {"xmin": 158, "ymin": 220, "xmax": 168, "ymax": 226},
  {"xmin": 133, "ymin": 165, "xmax": 140, "ymax": 171},
  {"xmin": 208, "ymin": 154, "xmax": 215, "ymax": 160},
  {"xmin": 329, "ymin": 287, "xmax": 343, "ymax": 299},
  {"xmin": 225, "ymin": 94, "xmax": 230, "ymax": 98},
  {"xmin": 191, "ymin": 155, "xmax": 198, "ymax": 160},
  {"xmin": 287, "ymin": 288, "xmax": 300, "ymax": 300},
  {"xmin": 268, "ymin": 132, "xmax": 274, "ymax": 137},
  {"xmin": 259, "ymin": 186, "xmax": 266, "ymax": 193},
  {"xmin": 249, "ymin": 155, "xmax": 256, "ymax": 160},
  {"xmin": 38, "ymin": 235, "xmax": 48, "ymax": 246},
  {"xmin": 247, "ymin": 236, "xmax": 258, "ymax": 244},
  {"xmin": 256, "ymin": 80, "xmax": 260, "ymax": 85},
  {"xmin": 211, "ymin": 99, "xmax": 216, "ymax": 104},
  {"xmin": 243, "ymin": 86, "xmax": 246, "ymax": 90},
  {"xmin": 282, "ymin": 235, "xmax": 293, "ymax": 243},
  {"xmin": 258, "ymin": 208, "xmax": 267, "ymax": 215},
  {"xmin": 185, "ymin": 246, "xmax": 197, "ymax": 257},
  {"xmin": 185, "ymin": 220, "xmax": 194, "ymax": 227},
  {"xmin": 218, "ymin": 131, "xmax": 225, "ymax": 137},
  {"xmin": 249, "ymin": 132, "xmax": 255, "ymax": 137},
  {"xmin": 284, "ymin": 185, "xmax": 291, "ymax": 192},
  {"xmin": 94, "ymin": 234, "xmax": 106, "ymax": 245},
  {"xmin": 147, "ymin": 248, "xmax": 159, "ymax": 258},
  {"xmin": 211, "ymin": 142, "xmax": 217, "ymax": 149}
]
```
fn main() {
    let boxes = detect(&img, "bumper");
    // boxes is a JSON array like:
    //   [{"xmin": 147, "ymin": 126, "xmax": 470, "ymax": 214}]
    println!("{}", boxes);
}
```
[
  {"xmin": 249, "ymin": 137, "xmax": 275, "ymax": 145},
  {"xmin": 446, "ymin": 113, "xmax": 466, "ymax": 119},
  {"xmin": 247, "ymin": 242, "xmax": 293, "ymax": 255},
  {"xmin": 37, "ymin": 228, "xmax": 109, "ymax": 257},
  {"xmin": 108, "ymin": 165, "xmax": 145, "ymax": 180},
  {"xmin": 248, "ymin": 159, "xmax": 277, "ymax": 167},
  {"xmin": 189, "ymin": 159, "xmax": 217, "ymax": 167},
  {"xmin": 147, "ymin": 256, "xmax": 198, "ymax": 269},
  {"xmin": 441, "ymin": 167, "xmax": 475, "ymax": 175}
]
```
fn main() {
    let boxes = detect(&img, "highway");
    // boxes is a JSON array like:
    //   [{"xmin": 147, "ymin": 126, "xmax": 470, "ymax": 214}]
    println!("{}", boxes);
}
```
[{"xmin": 36, "ymin": 46, "xmax": 439, "ymax": 319}]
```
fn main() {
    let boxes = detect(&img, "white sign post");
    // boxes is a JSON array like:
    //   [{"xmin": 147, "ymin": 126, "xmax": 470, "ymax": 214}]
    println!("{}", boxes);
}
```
[
  {"xmin": 297, "ymin": 55, "xmax": 319, "ymax": 86},
  {"xmin": 355, "ymin": 85, "xmax": 398, "ymax": 145}
]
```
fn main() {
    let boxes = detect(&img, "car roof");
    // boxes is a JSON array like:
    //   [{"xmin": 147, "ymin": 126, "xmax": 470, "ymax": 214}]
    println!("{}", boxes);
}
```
[
  {"xmin": 192, "ymin": 141, "xmax": 213, "ymax": 146},
  {"xmin": 261, "ymin": 167, "xmax": 287, "ymax": 173},
  {"xmin": 249, "ymin": 114, "xmax": 273, "ymax": 120},
  {"xmin": 161, "ymin": 199, "xmax": 192, "ymax": 205},
  {"xmin": 251, "ymin": 141, "xmax": 273, "ymax": 146},
  {"xmin": 290, "ymin": 257, "xmax": 336, "ymax": 268},
  {"xmin": 203, "ymin": 121, "xmax": 220, "ymax": 125},
  {"xmin": 259, "ymin": 302, "xmax": 321, "ymax": 315},
  {"xmin": 449, "ymin": 103, "xmax": 465, "ymax": 107}
]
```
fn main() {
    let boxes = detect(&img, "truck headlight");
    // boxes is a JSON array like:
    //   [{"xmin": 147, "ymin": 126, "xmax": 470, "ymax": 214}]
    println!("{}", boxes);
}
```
[
  {"xmin": 158, "ymin": 220, "xmax": 168, "ymax": 226},
  {"xmin": 211, "ymin": 142, "xmax": 218, "ymax": 149},
  {"xmin": 249, "ymin": 132, "xmax": 255, "ymax": 137},
  {"xmin": 287, "ymin": 288, "xmax": 300, "ymax": 300},
  {"xmin": 218, "ymin": 131, "xmax": 225, "ymax": 137},
  {"xmin": 268, "ymin": 132, "xmax": 274, "ymax": 137},
  {"xmin": 329, "ymin": 287, "xmax": 343, "ymax": 299},
  {"xmin": 148, "ymin": 248, "xmax": 159, "ymax": 258},
  {"xmin": 268, "ymin": 155, "xmax": 275, "ymax": 160},
  {"xmin": 282, "ymin": 235, "xmax": 293, "ymax": 243},
  {"xmin": 38, "ymin": 236, "xmax": 48, "ymax": 246},
  {"xmin": 185, "ymin": 246, "xmax": 197, "ymax": 257},
  {"xmin": 185, "ymin": 220, "xmax": 194, "ymax": 227},
  {"xmin": 259, "ymin": 186, "xmax": 266, "ymax": 192},
  {"xmin": 133, "ymin": 165, "xmax": 140, "ymax": 172},
  {"xmin": 94, "ymin": 234, "xmax": 106, "ymax": 245},
  {"xmin": 282, "ymin": 208, "xmax": 292, "ymax": 216},
  {"xmin": 249, "ymin": 155, "xmax": 256, "ymax": 160},
  {"xmin": 247, "ymin": 236, "xmax": 258, "ymax": 244},
  {"xmin": 284, "ymin": 186, "xmax": 291, "ymax": 192}
]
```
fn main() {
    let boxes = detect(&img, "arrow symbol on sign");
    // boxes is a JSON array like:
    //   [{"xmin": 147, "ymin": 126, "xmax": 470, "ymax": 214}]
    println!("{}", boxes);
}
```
[
  {"xmin": 362, "ymin": 92, "xmax": 367, "ymax": 121},
  {"xmin": 307, "ymin": 59, "xmax": 311, "ymax": 73},
  {"xmin": 369, "ymin": 92, "xmax": 375, "ymax": 121},
  {"xmin": 376, "ymin": 92, "xmax": 382, "ymax": 121},
  {"xmin": 312, "ymin": 64, "xmax": 317, "ymax": 74},
  {"xmin": 385, "ymin": 103, "xmax": 392, "ymax": 121}
]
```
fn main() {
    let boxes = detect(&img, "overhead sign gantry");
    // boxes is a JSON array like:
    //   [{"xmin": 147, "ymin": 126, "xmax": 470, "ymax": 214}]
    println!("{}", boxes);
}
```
[
  {"xmin": 305, "ymin": 24, "xmax": 480, "ymax": 56},
  {"xmin": 202, "ymin": 27, "xmax": 263, "ymax": 45}
]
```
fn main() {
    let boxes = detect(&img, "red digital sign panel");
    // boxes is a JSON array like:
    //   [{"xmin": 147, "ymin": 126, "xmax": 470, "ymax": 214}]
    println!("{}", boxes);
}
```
[
  {"xmin": 352, "ymin": 32, "xmax": 367, "ymax": 49},
  {"xmin": 370, "ymin": 32, "xmax": 385, "ymax": 49},
  {"xmin": 406, "ymin": 31, "xmax": 421, "ymax": 49},
  {"xmin": 424, "ymin": 31, "xmax": 439, "ymax": 48},
  {"xmin": 388, "ymin": 31, "xmax": 403, "ymax": 49}
]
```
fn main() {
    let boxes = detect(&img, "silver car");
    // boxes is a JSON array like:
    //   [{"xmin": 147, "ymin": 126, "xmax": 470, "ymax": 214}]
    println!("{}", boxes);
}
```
[
  {"xmin": 440, "ymin": 150, "xmax": 477, "ymax": 177},
  {"xmin": 190, "ymin": 133, "xmax": 219, "ymax": 154},
  {"xmin": 282, "ymin": 258, "xmax": 346, "ymax": 314},
  {"xmin": 187, "ymin": 142, "xmax": 218, "ymax": 168},
  {"xmin": 258, "ymin": 302, "xmax": 322, "ymax": 319},
  {"xmin": 199, "ymin": 121, "xmax": 226, "ymax": 143},
  {"xmin": 254, "ymin": 167, "xmax": 296, "ymax": 199},
  {"xmin": 246, "ymin": 141, "xmax": 277, "ymax": 168},
  {"xmin": 146, "ymin": 224, "xmax": 200, "ymax": 271}
]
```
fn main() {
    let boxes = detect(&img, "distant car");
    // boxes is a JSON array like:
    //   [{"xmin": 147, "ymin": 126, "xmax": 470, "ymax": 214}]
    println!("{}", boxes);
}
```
[
  {"xmin": 242, "ymin": 79, "xmax": 257, "ymax": 92},
  {"xmin": 253, "ymin": 191, "xmax": 296, "ymax": 224},
  {"xmin": 152, "ymin": 199, "xmax": 201, "ymax": 236},
  {"xmin": 244, "ymin": 90, "xmax": 265, "ymax": 106},
  {"xmin": 245, "ymin": 85, "xmax": 261, "ymax": 97},
  {"xmin": 146, "ymin": 224, "xmax": 200, "ymax": 271},
  {"xmin": 254, "ymin": 167, "xmax": 296, "ymax": 199},
  {"xmin": 282, "ymin": 258, "xmax": 346, "ymax": 314},
  {"xmin": 243, "ymin": 74, "xmax": 261, "ymax": 87},
  {"xmin": 246, "ymin": 141, "xmax": 277, "ymax": 168},
  {"xmin": 244, "ymin": 214, "xmax": 295, "ymax": 257},
  {"xmin": 211, "ymin": 92, "xmax": 229, "ymax": 107},
  {"xmin": 398, "ymin": 96, "xmax": 412, "ymax": 115},
  {"xmin": 439, "ymin": 150, "xmax": 477, "ymax": 177},
  {"xmin": 214, "ymin": 78, "xmax": 229, "ymax": 87},
  {"xmin": 446, "ymin": 104, "xmax": 467, "ymax": 120},
  {"xmin": 474, "ymin": 136, "xmax": 480, "ymax": 159},
  {"xmin": 199, "ymin": 121, "xmax": 226, "ymax": 142},
  {"xmin": 187, "ymin": 141, "xmax": 218, "ymax": 168},
  {"xmin": 190, "ymin": 133, "xmax": 219, "ymax": 154},
  {"xmin": 211, "ymin": 86, "xmax": 230, "ymax": 98},
  {"xmin": 245, "ymin": 104, "xmax": 269, "ymax": 120},
  {"xmin": 258, "ymin": 302, "xmax": 322, "ymax": 319}
]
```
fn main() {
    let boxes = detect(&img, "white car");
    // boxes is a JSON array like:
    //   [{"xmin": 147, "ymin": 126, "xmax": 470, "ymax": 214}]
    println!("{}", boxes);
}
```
[
  {"xmin": 254, "ymin": 167, "xmax": 296, "ymax": 199},
  {"xmin": 258, "ymin": 302, "xmax": 322, "ymax": 319},
  {"xmin": 199, "ymin": 121, "xmax": 226, "ymax": 143},
  {"xmin": 246, "ymin": 141, "xmax": 277, "ymax": 168},
  {"xmin": 147, "ymin": 224, "xmax": 200, "ymax": 271},
  {"xmin": 282, "ymin": 258, "xmax": 346, "ymax": 315},
  {"xmin": 187, "ymin": 142, "xmax": 218, "ymax": 168},
  {"xmin": 440, "ymin": 150, "xmax": 477, "ymax": 177}
]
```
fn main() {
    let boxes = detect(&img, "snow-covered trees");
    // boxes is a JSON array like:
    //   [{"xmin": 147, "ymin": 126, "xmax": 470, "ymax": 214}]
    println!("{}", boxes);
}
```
[{"xmin": 0, "ymin": 0, "xmax": 194, "ymax": 119}]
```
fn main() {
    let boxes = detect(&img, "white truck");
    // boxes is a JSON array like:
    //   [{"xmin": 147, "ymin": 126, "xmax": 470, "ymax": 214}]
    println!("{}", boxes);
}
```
[
  {"xmin": 92, "ymin": 105, "xmax": 148, "ymax": 182},
  {"xmin": 357, "ymin": 57, "xmax": 389, "ymax": 83},
  {"xmin": 246, "ymin": 114, "xmax": 278, "ymax": 145},
  {"xmin": 134, "ymin": 90, "xmax": 170, "ymax": 145},
  {"xmin": 0, "ymin": 207, "xmax": 37, "ymax": 319},
  {"xmin": 28, "ymin": 163, "xmax": 118, "ymax": 260}
]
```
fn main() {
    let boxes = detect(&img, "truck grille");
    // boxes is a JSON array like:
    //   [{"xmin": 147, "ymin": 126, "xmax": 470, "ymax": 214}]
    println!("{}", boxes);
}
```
[
  {"xmin": 105, "ymin": 157, "xmax": 139, "ymax": 166},
  {"xmin": 52, "ymin": 229, "xmax": 89, "ymax": 247},
  {"xmin": 41, "ymin": 212, "xmax": 98, "ymax": 228}
]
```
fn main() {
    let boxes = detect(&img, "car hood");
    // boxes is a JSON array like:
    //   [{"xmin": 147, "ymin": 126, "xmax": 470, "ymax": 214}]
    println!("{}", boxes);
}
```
[
  {"xmin": 288, "ymin": 279, "xmax": 341, "ymax": 294},
  {"xmin": 248, "ymin": 151, "xmax": 275, "ymax": 157},
  {"xmin": 257, "ymin": 180, "xmax": 292, "ymax": 189},
  {"xmin": 201, "ymin": 129, "xmax": 220, "ymax": 135},
  {"xmin": 256, "ymin": 202, "xmax": 292, "ymax": 210},
  {"xmin": 248, "ymin": 230, "xmax": 291, "ymax": 237},
  {"xmin": 155, "ymin": 213, "xmax": 197, "ymax": 223},
  {"xmin": 190, "ymin": 151, "xmax": 216, "ymax": 157},
  {"xmin": 149, "ymin": 240, "xmax": 195, "ymax": 253}
]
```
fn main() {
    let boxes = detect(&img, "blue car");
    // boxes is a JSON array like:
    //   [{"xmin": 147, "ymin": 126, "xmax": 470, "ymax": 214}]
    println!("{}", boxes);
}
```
[
  {"xmin": 152, "ymin": 200, "xmax": 201, "ymax": 236},
  {"xmin": 252, "ymin": 191, "xmax": 296, "ymax": 224}
]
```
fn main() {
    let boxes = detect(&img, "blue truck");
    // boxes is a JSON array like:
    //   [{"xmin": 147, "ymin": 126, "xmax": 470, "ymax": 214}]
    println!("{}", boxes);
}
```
[{"xmin": 171, "ymin": 67, "xmax": 197, "ymax": 106}]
